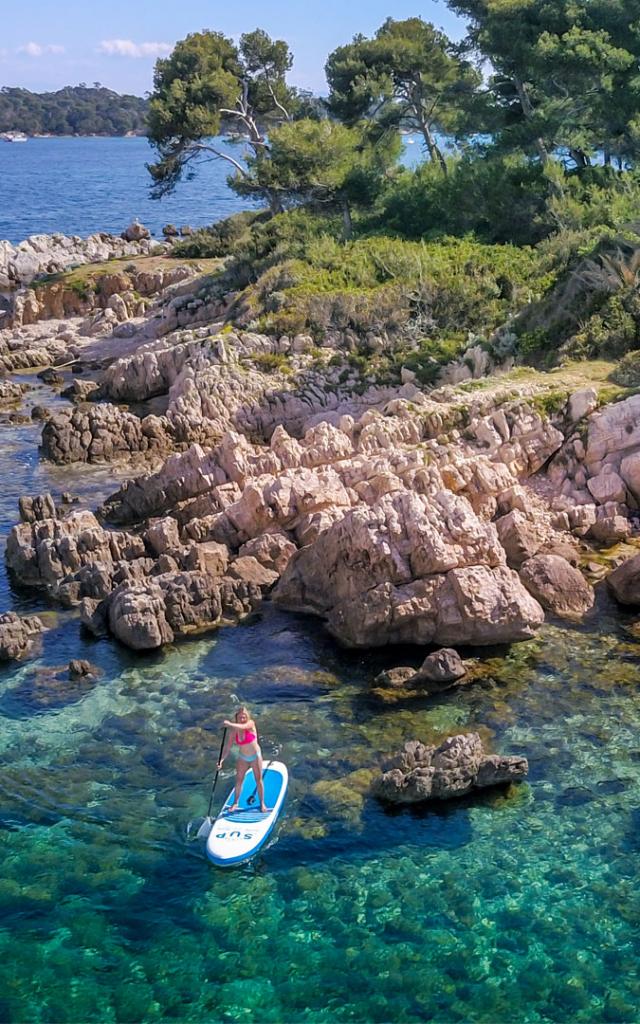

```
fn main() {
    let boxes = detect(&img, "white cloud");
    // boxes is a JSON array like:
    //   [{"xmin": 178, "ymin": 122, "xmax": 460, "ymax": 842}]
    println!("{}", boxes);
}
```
[
  {"xmin": 18, "ymin": 42, "xmax": 65, "ymax": 57},
  {"xmin": 98, "ymin": 39, "xmax": 172, "ymax": 59}
]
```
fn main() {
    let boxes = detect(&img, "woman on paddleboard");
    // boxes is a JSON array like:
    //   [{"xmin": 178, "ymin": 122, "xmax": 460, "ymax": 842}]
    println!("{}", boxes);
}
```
[{"xmin": 218, "ymin": 706, "xmax": 269, "ymax": 813}]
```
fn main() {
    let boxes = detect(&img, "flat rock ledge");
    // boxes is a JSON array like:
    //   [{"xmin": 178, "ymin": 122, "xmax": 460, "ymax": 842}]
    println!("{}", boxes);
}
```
[
  {"xmin": 374, "ymin": 733, "xmax": 528, "ymax": 804},
  {"xmin": 0, "ymin": 611, "xmax": 44, "ymax": 661}
]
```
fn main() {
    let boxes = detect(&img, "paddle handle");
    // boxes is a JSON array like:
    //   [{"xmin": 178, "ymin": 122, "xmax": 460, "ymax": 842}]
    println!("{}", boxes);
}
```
[{"xmin": 206, "ymin": 728, "xmax": 227, "ymax": 818}]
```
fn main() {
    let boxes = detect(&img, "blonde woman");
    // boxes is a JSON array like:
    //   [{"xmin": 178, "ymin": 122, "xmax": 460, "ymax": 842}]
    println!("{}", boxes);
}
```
[{"xmin": 218, "ymin": 706, "xmax": 269, "ymax": 813}]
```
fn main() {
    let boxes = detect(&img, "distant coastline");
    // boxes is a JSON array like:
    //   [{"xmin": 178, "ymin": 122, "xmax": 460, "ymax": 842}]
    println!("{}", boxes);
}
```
[
  {"xmin": 2, "ymin": 132, "xmax": 147, "ymax": 139},
  {"xmin": 0, "ymin": 85, "xmax": 148, "ymax": 138}
]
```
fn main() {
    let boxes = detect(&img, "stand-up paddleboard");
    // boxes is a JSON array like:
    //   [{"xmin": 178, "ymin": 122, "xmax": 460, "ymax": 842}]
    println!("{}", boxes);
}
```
[{"xmin": 206, "ymin": 761, "xmax": 288, "ymax": 867}]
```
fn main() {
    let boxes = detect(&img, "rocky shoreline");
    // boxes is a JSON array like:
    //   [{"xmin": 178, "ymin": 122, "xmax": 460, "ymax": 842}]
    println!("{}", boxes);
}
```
[{"xmin": 2, "ymin": 224, "xmax": 640, "ymax": 689}]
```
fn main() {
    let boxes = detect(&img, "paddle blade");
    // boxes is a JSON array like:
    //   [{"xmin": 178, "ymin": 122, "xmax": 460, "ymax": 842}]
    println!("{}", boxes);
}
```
[
  {"xmin": 186, "ymin": 817, "xmax": 209, "ymax": 841},
  {"xmin": 196, "ymin": 816, "xmax": 214, "ymax": 840}
]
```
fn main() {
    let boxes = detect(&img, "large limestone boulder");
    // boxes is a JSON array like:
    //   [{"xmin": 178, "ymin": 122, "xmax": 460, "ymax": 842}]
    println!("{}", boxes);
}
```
[
  {"xmin": 519, "ymin": 554, "xmax": 595, "ymax": 619},
  {"xmin": 586, "ymin": 394, "xmax": 640, "ymax": 470},
  {"xmin": 587, "ymin": 468, "xmax": 627, "ymax": 505},
  {"xmin": 275, "ymin": 490, "xmax": 545, "ymax": 648},
  {"xmin": 122, "ymin": 220, "xmax": 151, "ymax": 242},
  {"xmin": 607, "ymin": 553, "xmax": 640, "ymax": 606},
  {"xmin": 375, "ymin": 734, "xmax": 528, "ymax": 804},
  {"xmin": 102, "ymin": 571, "xmax": 266, "ymax": 651},
  {"xmin": 495, "ymin": 509, "xmax": 543, "ymax": 568},
  {"xmin": 238, "ymin": 531, "xmax": 296, "ymax": 574},
  {"xmin": 619, "ymin": 452, "xmax": 640, "ymax": 506},
  {"xmin": 108, "ymin": 583, "xmax": 174, "ymax": 649}
]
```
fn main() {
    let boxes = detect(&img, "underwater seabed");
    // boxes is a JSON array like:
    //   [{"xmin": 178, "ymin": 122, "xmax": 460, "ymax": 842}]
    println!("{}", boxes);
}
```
[
  {"xmin": 0, "ymin": 591, "xmax": 639, "ymax": 1022},
  {"xmin": 1, "ymin": 396, "xmax": 640, "ymax": 1021}
]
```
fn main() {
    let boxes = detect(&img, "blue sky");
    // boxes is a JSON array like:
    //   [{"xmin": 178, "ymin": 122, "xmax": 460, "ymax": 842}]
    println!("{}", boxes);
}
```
[{"xmin": 0, "ymin": 0, "xmax": 465, "ymax": 95}]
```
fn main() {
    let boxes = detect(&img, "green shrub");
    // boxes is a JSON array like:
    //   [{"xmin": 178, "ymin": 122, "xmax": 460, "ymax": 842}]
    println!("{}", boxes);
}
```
[
  {"xmin": 610, "ymin": 350, "xmax": 640, "ymax": 388},
  {"xmin": 372, "ymin": 154, "xmax": 552, "ymax": 246},
  {"xmin": 173, "ymin": 210, "xmax": 268, "ymax": 259},
  {"xmin": 235, "ymin": 234, "xmax": 543, "ymax": 341},
  {"xmin": 249, "ymin": 352, "xmax": 292, "ymax": 374},
  {"xmin": 396, "ymin": 335, "xmax": 467, "ymax": 385}
]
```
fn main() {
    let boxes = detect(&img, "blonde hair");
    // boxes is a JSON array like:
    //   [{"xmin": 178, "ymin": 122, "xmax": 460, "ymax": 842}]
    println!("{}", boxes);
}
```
[{"xmin": 235, "ymin": 705, "xmax": 251, "ymax": 721}]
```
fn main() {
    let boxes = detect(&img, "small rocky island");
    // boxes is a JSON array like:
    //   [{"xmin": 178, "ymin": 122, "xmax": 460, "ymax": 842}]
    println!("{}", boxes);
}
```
[{"xmin": 2, "ymin": 219, "xmax": 640, "ymax": 798}]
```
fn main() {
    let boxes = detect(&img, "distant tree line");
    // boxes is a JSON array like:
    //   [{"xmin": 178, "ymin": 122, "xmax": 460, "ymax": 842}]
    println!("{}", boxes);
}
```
[{"xmin": 0, "ymin": 85, "xmax": 148, "ymax": 135}]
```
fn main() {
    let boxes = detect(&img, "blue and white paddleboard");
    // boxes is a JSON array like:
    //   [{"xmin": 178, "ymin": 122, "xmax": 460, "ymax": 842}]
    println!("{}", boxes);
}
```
[{"xmin": 206, "ymin": 761, "xmax": 288, "ymax": 867}]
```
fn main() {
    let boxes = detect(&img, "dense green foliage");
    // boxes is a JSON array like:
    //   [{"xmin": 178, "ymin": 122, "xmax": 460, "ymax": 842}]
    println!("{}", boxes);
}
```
[
  {"xmin": 155, "ymin": 4, "xmax": 640, "ymax": 375},
  {"xmin": 449, "ymin": 0, "xmax": 640, "ymax": 169},
  {"xmin": 0, "ymin": 86, "xmax": 147, "ymax": 135},
  {"xmin": 147, "ymin": 29, "xmax": 299, "ymax": 210},
  {"xmin": 227, "ymin": 223, "xmax": 545, "ymax": 345},
  {"xmin": 325, "ymin": 18, "xmax": 482, "ymax": 172}
]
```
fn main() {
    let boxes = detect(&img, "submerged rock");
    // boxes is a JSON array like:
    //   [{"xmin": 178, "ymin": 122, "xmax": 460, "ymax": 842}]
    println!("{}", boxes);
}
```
[
  {"xmin": 414, "ymin": 648, "xmax": 466, "ymax": 686},
  {"xmin": 375, "ymin": 733, "xmax": 528, "ymax": 804},
  {"xmin": 373, "ymin": 666, "xmax": 416, "ymax": 688}
]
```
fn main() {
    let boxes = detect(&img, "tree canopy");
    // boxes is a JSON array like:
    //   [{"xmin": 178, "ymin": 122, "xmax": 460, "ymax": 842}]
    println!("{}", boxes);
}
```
[
  {"xmin": 449, "ymin": 0, "xmax": 640, "ymax": 169},
  {"xmin": 326, "ymin": 17, "xmax": 482, "ymax": 172},
  {"xmin": 147, "ymin": 29, "xmax": 298, "ymax": 211},
  {"xmin": 231, "ymin": 118, "xmax": 400, "ymax": 235}
]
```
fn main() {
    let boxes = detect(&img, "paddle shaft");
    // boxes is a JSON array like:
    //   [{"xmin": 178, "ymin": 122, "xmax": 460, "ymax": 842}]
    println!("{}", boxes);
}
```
[{"xmin": 206, "ymin": 728, "xmax": 227, "ymax": 819}]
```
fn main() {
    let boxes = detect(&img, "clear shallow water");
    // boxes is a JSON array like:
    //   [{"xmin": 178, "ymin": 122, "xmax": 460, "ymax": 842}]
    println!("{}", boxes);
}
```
[
  {"xmin": 0, "ymin": 137, "xmax": 255, "ymax": 244},
  {"xmin": 1, "ymin": 391, "xmax": 640, "ymax": 1021}
]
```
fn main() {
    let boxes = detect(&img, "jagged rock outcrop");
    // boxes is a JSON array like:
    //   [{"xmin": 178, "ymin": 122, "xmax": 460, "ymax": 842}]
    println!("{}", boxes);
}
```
[
  {"xmin": 5, "ymin": 509, "xmax": 146, "ymax": 591},
  {"xmin": 0, "ymin": 379, "xmax": 26, "ymax": 403},
  {"xmin": 41, "ymin": 404, "xmax": 173, "ymax": 464},
  {"xmin": 0, "ymin": 229, "xmax": 162, "ymax": 292},
  {"xmin": 375, "ymin": 734, "xmax": 528, "ymax": 804},
  {"xmin": 103, "ymin": 571, "xmax": 264, "ymax": 650},
  {"xmin": 0, "ymin": 611, "xmax": 44, "ymax": 660}
]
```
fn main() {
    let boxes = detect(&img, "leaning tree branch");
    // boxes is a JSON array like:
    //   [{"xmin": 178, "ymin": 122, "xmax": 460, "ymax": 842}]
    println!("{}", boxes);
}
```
[{"xmin": 191, "ymin": 142, "xmax": 250, "ymax": 178}]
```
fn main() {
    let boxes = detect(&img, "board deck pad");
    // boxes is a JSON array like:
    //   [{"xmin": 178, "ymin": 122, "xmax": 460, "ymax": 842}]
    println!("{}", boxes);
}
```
[{"xmin": 206, "ymin": 761, "xmax": 288, "ymax": 867}]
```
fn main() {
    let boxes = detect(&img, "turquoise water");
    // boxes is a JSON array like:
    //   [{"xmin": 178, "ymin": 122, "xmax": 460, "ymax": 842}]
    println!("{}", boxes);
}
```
[{"xmin": 1, "ymin": 388, "xmax": 640, "ymax": 1020}]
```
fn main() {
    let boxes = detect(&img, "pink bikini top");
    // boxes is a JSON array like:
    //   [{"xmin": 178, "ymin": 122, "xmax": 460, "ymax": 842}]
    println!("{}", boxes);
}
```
[{"xmin": 234, "ymin": 728, "xmax": 257, "ymax": 746}]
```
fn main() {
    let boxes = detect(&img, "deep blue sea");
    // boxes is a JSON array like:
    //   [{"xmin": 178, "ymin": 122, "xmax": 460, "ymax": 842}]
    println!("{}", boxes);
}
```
[
  {"xmin": 0, "ymin": 144, "xmax": 640, "ymax": 1024},
  {"xmin": 0, "ymin": 137, "xmax": 254, "ymax": 244}
]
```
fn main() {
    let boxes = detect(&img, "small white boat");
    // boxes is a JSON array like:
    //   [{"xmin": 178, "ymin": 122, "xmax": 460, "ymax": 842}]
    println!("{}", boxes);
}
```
[
  {"xmin": 206, "ymin": 761, "xmax": 288, "ymax": 867},
  {"xmin": 1, "ymin": 132, "xmax": 28, "ymax": 143}
]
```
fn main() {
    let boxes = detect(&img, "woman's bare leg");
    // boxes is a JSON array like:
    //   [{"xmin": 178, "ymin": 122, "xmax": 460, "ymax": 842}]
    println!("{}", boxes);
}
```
[
  {"xmin": 230, "ymin": 759, "xmax": 249, "ymax": 810},
  {"xmin": 251, "ymin": 756, "xmax": 268, "ymax": 812}
]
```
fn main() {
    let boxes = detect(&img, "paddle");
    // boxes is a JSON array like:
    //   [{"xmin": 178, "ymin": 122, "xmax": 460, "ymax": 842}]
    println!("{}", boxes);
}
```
[{"xmin": 194, "ymin": 728, "xmax": 227, "ymax": 840}]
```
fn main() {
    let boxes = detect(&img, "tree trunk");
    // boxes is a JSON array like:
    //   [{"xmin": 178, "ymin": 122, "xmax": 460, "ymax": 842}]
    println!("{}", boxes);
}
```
[
  {"xmin": 341, "ymin": 198, "xmax": 353, "ymax": 240},
  {"xmin": 268, "ymin": 190, "xmax": 284, "ymax": 216},
  {"xmin": 420, "ymin": 121, "xmax": 447, "ymax": 175},
  {"xmin": 569, "ymin": 148, "xmax": 590, "ymax": 169},
  {"xmin": 513, "ymin": 76, "xmax": 550, "ymax": 167}
]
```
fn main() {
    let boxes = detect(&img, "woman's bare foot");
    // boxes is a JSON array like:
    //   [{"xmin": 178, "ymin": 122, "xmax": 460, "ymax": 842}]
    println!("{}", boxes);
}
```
[
  {"xmin": 229, "ymin": 803, "xmax": 240, "ymax": 812},
  {"xmin": 260, "ymin": 804, "xmax": 271, "ymax": 813}
]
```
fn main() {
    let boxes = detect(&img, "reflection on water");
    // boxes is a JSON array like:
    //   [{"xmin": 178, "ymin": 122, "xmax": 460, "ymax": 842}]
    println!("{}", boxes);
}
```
[{"xmin": 1, "ymin": 389, "xmax": 640, "ymax": 1021}]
